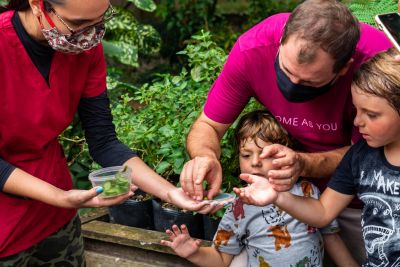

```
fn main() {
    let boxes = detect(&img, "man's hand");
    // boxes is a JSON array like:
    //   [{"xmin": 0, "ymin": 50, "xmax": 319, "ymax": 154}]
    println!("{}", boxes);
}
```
[
  {"xmin": 260, "ymin": 144, "xmax": 305, "ymax": 191},
  {"xmin": 233, "ymin": 173, "xmax": 278, "ymax": 206},
  {"xmin": 167, "ymin": 187, "xmax": 224, "ymax": 214},
  {"xmin": 180, "ymin": 156, "xmax": 222, "ymax": 201},
  {"xmin": 59, "ymin": 185, "xmax": 136, "ymax": 208},
  {"xmin": 161, "ymin": 224, "xmax": 202, "ymax": 258}
]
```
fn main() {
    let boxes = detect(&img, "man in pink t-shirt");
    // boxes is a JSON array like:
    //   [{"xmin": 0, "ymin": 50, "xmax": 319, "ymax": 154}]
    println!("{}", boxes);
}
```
[{"xmin": 180, "ymin": 0, "xmax": 392, "ymax": 264}]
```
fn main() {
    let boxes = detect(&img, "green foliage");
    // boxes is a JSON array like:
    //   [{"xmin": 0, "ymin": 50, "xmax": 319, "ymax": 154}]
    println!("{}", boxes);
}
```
[
  {"xmin": 113, "ymin": 31, "xmax": 226, "ymax": 180},
  {"xmin": 156, "ymin": 0, "xmax": 218, "ymax": 56},
  {"xmin": 0, "ymin": 0, "xmax": 6, "ymax": 6},
  {"xmin": 59, "ymin": 118, "xmax": 91, "ymax": 190},
  {"xmin": 248, "ymin": 0, "xmax": 301, "ymax": 24},
  {"xmin": 103, "ymin": 6, "xmax": 161, "ymax": 67},
  {"xmin": 247, "ymin": 0, "xmax": 300, "ymax": 24},
  {"xmin": 177, "ymin": 31, "xmax": 227, "ymax": 83},
  {"xmin": 345, "ymin": 0, "xmax": 398, "ymax": 26},
  {"xmin": 111, "ymin": 31, "xmax": 261, "ymax": 192},
  {"xmin": 127, "ymin": 0, "xmax": 156, "ymax": 12}
]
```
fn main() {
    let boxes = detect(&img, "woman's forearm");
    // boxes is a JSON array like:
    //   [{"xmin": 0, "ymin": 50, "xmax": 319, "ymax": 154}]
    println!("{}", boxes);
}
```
[
  {"xmin": 124, "ymin": 157, "xmax": 175, "ymax": 202},
  {"xmin": 2, "ymin": 168, "xmax": 66, "ymax": 206}
]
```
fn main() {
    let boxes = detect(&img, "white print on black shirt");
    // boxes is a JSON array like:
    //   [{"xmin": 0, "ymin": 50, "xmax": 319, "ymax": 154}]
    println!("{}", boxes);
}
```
[
  {"xmin": 358, "ymin": 169, "xmax": 400, "ymax": 267},
  {"xmin": 360, "ymin": 195, "xmax": 398, "ymax": 267}
]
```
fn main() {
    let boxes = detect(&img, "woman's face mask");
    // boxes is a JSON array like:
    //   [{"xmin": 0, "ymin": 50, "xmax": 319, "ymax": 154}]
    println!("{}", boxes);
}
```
[
  {"xmin": 38, "ymin": 0, "xmax": 109, "ymax": 54},
  {"xmin": 274, "ymin": 54, "xmax": 337, "ymax": 103}
]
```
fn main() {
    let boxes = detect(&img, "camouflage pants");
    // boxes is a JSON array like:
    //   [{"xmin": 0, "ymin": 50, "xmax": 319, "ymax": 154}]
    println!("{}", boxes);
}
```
[{"xmin": 0, "ymin": 214, "xmax": 85, "ymax": 267}]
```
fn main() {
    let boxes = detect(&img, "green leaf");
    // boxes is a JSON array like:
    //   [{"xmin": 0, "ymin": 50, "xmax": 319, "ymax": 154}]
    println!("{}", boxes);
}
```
[
  {"xmin": 190, "ymin": 66, "xmax": 203, "ymax": 82},
  {"xmin": 156, "ymin": 161, "xmax": 171, "ymax": 174},
  {"xmin": 128, "ymin": 0, "xmax": 157, "ymax": 12},
  {"xmin": 107, "ymin": 40, "xmax": 139, "ymax": 67},
  {"xmin": 158, "ymin": 125, "xmax": 174, "ymax": 137},
  {"xmin": 102, "ymin": 40, "xmax": 124, "ymax": 58}
]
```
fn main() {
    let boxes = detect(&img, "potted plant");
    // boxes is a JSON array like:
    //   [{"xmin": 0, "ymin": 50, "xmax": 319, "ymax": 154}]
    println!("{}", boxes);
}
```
[
  {"xmin": 152, "ymin": 198, "xmax": 204, "ymax": 239},
  {"xmin": 108, "ymin": 189, "xmax": 154, "ymax": 229}
]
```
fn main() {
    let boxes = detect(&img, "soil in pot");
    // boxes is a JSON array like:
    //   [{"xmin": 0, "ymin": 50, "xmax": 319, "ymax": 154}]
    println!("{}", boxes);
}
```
[
  {"xmin": 152, "ymin": 199, "xmax": 204, "ymax": 239},
  {"xmin": 108, "ymin": 189, "xmax": 154, "ymax": 229}
]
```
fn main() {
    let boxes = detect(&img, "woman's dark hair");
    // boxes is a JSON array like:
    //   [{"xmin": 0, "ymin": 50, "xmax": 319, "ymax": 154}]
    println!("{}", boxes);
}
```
[{"xmin": 1, "ymin": 0, "xmax": 65, "ymax": 13}]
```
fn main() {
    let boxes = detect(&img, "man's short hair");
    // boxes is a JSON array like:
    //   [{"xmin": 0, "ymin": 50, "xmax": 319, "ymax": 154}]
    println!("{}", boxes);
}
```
[{"xmin": 281, "ymin": 0, "xmax": 360, "ymax": 73}]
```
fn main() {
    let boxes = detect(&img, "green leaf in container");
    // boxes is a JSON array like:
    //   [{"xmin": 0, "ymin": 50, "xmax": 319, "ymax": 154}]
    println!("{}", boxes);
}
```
[{"xmin": 128, "ymin": 0, "xmax": 157, "ymax": 12}]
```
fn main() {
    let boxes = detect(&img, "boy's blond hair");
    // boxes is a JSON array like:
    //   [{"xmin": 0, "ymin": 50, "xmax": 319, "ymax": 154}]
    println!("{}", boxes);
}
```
[
  {"xmin": 353, "ymin": 48, "xmax": 400, "ymax": 113},
  {"xmin": 235, "ymin": 110, "xmax": 294, "ymax": 149}
]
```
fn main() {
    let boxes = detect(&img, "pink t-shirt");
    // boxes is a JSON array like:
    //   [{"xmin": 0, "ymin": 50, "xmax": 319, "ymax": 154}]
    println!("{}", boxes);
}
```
[{"xmin": 204, "ymin": 13, "xmax": 392, "ymax": 153}]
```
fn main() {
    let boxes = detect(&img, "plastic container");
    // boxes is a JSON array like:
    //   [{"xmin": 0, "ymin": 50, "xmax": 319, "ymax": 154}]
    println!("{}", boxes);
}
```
[{"xmin": 89, "ymin": 166, "xmax": 132, "ymax": 198}]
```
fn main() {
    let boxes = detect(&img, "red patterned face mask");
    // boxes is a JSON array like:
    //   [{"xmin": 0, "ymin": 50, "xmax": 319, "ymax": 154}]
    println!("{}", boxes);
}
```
[{"xmin": 38, "ymin": 0, "xmax": 105, "ymax": 54}]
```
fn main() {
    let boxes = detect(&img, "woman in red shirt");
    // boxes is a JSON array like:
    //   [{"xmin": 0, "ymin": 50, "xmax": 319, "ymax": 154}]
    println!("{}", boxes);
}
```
[{"xmin": 0, "ymin": 0, "xmax": 211, "ymax": 265}]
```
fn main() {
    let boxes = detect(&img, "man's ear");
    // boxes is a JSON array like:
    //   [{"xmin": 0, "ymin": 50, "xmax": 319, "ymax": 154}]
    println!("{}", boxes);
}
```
[{"xmin": 337, "ymin": 58, "xmax": 354, "ymax": 77}]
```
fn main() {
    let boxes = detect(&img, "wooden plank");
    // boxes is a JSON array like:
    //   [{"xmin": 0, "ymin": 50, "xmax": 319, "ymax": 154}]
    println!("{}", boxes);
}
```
[
  {"xmin": 80, "ymin": 208, "xmax": 109, "ymax": 224},
  {"xmin": 85, "ymin": 239, "xmax": 196, "ymax": 267},
  {"xmin": 82, "ymin": 221, "xmax": 212, "ymax": 256}
]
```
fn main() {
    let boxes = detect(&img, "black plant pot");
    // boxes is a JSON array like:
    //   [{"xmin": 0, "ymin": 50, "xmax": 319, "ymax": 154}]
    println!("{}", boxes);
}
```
[
  {"xmin": 108, "ymin": 190, "xmax": 154, "ymax": 230},
  {"xmin": 152, "ymin": 199, "xmax": 204, "ymax": 239},
  {"xmin": 202, "ymin": 215, "xmax": 221, "ymax": 241}
]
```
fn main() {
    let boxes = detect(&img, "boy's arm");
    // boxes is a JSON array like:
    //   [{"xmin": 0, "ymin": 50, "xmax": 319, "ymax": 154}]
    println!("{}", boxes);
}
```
[
  {"xmin": 161, "ymin": 224, "xmax": 234, "ymax": 267},
  {"xmin": 275, "ymin": 188, "xmax": 354, "ymax": 227},
  {"xmin": 186, "ymin": 247, "xmax": 234, "ymax": 267},
  {"xmin": 323, "ymin": 233, "xmax": 359, "ymax": 267},
  {"xmin": 235, "ymin": 174, "xmax": 354, "ymax": 225}
]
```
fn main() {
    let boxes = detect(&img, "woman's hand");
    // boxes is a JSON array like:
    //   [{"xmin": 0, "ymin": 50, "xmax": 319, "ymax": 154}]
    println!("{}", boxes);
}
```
[
  {"xmin": 59, "ymin": 184, "xmax": 136, "ymax": 208},
  {"xmin": 167, "ymin": 187, "xmax": 224, "ymax": 214},
  {"xmin": 233, "ymin": 173, "xmax": 278, "ymax": 206},
  {"xmin": 161, "ymin": 224, "xmax": 202, "ymax": 258}
]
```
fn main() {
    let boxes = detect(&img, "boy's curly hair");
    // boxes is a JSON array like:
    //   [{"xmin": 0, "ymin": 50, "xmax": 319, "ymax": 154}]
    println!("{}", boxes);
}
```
[{"xmin": 235, "ymin": 109, "xmax": 296, "ymax": 150}]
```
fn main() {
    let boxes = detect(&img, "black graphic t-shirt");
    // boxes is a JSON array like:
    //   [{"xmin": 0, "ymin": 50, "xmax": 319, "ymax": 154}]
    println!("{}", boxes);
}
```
[{"xmin": 328, "ymin": 140, "xmax": 400, "ymax": 267}]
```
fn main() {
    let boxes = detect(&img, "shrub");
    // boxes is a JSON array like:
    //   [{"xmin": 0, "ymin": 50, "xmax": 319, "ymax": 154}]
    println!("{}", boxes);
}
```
[{"xmin": 113, "ymin": 31, "xmax": 261, "ymax": 191}]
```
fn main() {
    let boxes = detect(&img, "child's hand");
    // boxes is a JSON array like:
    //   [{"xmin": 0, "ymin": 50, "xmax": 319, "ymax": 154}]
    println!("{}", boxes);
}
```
[
  {"xmin": 161, "ymin": 224, "xmax": 202, "ymax": 258},
  {"xmin": 233, "ymin": 173, "xmax": 278, "ymax": 206}
]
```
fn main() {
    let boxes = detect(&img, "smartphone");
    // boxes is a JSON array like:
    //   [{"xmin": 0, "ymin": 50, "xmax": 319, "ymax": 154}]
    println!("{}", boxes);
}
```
[{"xmin": 375, "ymin": 12, "xmax": 400, "ymax": 53}]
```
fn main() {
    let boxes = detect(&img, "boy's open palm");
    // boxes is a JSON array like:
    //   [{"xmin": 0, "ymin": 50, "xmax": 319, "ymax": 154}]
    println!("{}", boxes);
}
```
[
  {"xmin": 161, "ymin": 224, "xmax": 202, "ymax": 258},
  {"xmin": 234, "ymin": 173, "xmax": 278, "ymax": 206}
]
